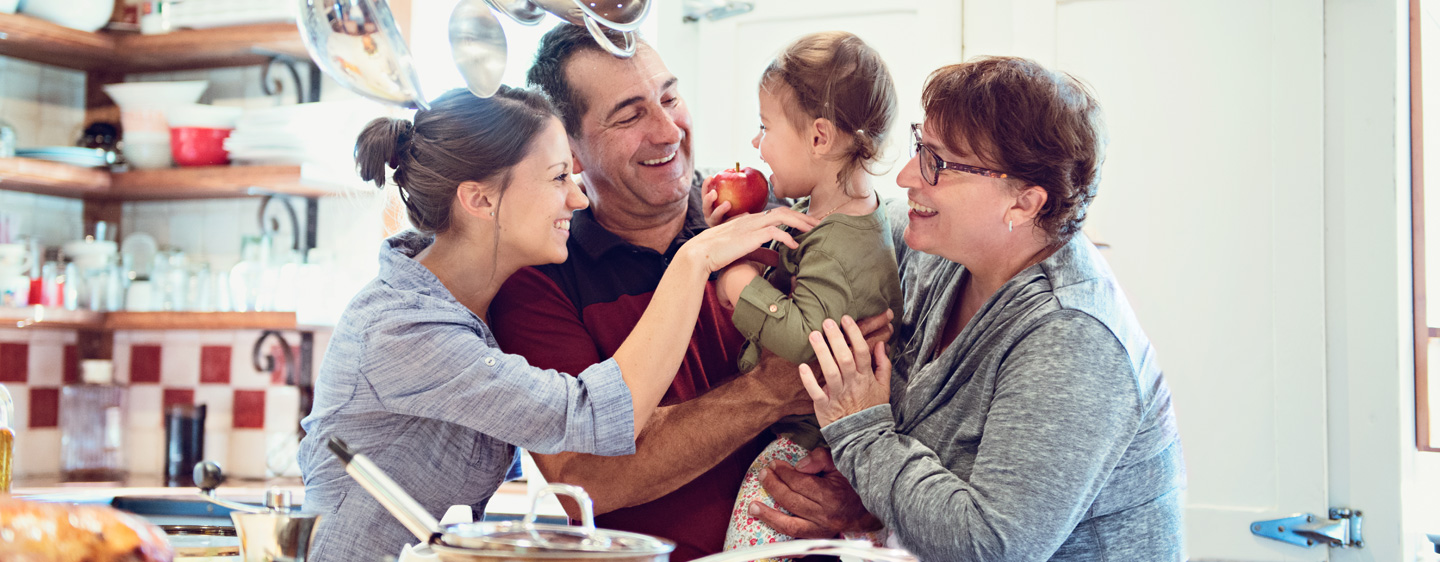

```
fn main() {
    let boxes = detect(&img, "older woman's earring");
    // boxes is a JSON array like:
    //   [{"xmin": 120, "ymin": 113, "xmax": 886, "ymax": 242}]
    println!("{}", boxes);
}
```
[
  {"xmin": 1008, "ymin": 220, "xmax": 1013, "ymax": 233},
  {"xmin": 489, "ymin": 212, "xmax": 495, "ymax": 217}
]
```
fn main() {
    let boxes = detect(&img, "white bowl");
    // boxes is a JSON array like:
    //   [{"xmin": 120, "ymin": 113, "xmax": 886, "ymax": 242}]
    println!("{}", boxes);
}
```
[
  {"xmin": 168, "ymin": 104, "xmax": 245, "ymax": 129},
  {"xmin": 104, "ymin": 81, "xmax": 210, "ymax": 110},
  {"xmin": 19, "ymin": 0, "xmax": 111, "ymax": 31},
  {"xmin": 63, "ymin": 240, "xmax": 118, "ymax": 270},
  {"xmin": 0, "ymin": 0, "xmax": 19, "ymax": 15},
  {"xmin": 124, "ymin": 138, "xmax": 173, "ymax": 169}
]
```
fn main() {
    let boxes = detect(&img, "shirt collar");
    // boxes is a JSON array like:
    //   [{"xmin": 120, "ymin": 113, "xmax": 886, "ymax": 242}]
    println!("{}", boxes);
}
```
[
  {"xmin": 376, "ymin": 230, "xmax": 456, "ymax": 302},
  {"xmin": 571, "ymin": 173, "xmax": 707, "ymax": 261}
]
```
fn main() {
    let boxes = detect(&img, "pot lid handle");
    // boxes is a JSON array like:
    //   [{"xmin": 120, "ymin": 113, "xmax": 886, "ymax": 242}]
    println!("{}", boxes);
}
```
[{"xmin": 522, "ymin": 484, "xmax": 610, "ymax": 549}]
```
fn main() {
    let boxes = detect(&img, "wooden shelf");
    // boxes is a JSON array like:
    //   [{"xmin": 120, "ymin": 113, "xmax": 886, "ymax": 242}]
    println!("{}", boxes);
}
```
[
  {"xmin": 0, "ymin": 13, "xmax": 114, "ymax": 71},
  {"xmin": 111, "ymin": 23, "xmax": 309, "ymax": 73},
  {"xmin": 0, "ymin": 158, "xmax": 349, "ymax": 200},
  {"xmin": 109, "ymin": 165, "xmax": 341, "ymax": 200},
  {"xmin": 0, "ymin": 13, "xmax": 305, "ymax": 72},
  {"xmin": 104, "ymin": 311, "xmax": 296, "ymax": 330},
  {"xmin": 0, "ymin": 307, "xmax": 298, "ymax": 331},
  {"xmin": 0, "ymin": 157, "xmax": 110, "ymax": 197},
  {"xmin": 1, "ymin": 306, "xmax": 104, "ymax": 330}
]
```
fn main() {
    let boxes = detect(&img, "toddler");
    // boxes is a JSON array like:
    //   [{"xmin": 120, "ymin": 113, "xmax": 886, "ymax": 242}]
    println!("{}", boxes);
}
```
[{"xmin": 703, "ymin": 31, "xmax": 902, "ymax": 555}]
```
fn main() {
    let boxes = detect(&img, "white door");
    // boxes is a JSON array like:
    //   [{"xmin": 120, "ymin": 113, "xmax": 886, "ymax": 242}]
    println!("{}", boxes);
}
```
[
  {"xmin": 1044, "ymin": 0, "xmax": 1332, "ymax": 560},
  {"xmin": 678, "ymin": 0, "xmax": 963, "ymax": 204}
]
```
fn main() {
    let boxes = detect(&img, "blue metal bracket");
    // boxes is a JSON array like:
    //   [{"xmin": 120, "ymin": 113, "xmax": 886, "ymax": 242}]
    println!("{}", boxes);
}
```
[{"xmin": 1251, "ymin": 508, "xmax": 1363, "ymax": 548}]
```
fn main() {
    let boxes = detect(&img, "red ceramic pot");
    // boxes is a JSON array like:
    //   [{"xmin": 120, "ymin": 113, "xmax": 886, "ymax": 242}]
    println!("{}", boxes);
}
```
[{"xmin": 170, "ymin": 126, "xmax": 232, "ymax": 166}]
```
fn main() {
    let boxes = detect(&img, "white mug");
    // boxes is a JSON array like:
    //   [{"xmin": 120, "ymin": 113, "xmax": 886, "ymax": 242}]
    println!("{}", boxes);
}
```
[{"xmin": 0, "ymin": 243, "xmax": 29, "ymax": 270}]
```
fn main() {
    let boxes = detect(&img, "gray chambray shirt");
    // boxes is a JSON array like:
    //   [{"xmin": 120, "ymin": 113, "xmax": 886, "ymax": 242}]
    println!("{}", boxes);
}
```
[{"xmin": 297, "ymin": 231, "xmax": 635, "ymax": 562}]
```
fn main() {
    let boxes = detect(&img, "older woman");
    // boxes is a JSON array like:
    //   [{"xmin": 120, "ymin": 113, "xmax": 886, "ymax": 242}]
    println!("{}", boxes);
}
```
[{"xmin": 755, "ymin": 57, "xmax": 1186, "ymax": 560}]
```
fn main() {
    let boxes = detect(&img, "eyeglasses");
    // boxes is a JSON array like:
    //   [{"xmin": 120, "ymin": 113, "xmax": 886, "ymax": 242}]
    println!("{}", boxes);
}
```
[{"xmin": 910, "ymin": 123, "xmax": 1010, "ymax": 186}]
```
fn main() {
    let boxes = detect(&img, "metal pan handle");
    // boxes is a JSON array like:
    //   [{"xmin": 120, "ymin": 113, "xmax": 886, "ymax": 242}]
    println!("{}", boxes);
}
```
[
  {"xmin": 583, "ymin": 16, "xmax": 636, "ymax": 58},
  {"xmin": 522, "ymin": 484, "xmax": 611, "ymax": 548}
]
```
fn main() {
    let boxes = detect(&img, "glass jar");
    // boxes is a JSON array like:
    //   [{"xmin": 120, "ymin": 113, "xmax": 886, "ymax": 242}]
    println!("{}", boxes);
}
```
[
  {"xmin": 0, "ymin": 118, "xmax": 15, "ymax": 159},
  {"xmin": 0, "ymin": 383, "xmax": 13, "ymax": 493}
]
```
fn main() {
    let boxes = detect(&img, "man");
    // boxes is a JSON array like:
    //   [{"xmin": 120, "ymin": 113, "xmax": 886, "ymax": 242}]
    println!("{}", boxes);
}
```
[{"xmin": 489, "ymin": 24, "xmax": 820, "ymax": 560}]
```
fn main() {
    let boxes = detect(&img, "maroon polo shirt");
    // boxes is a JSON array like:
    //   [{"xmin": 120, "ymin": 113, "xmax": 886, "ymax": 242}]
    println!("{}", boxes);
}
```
[{"xmin": 488, "ymin": 186, "xmax": 766, "ymax": 561}]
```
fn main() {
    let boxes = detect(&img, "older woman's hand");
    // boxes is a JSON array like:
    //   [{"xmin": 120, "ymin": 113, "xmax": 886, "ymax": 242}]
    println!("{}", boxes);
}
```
[{"xmin": 800, "ymin": 315, "xmax": 892, "ymax": 427}]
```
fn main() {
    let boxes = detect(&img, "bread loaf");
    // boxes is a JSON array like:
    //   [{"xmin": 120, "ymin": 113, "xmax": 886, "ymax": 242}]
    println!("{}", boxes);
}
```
[{"xmin": 0, "ymin": 496, "xmax": 173, "ymax": 562}]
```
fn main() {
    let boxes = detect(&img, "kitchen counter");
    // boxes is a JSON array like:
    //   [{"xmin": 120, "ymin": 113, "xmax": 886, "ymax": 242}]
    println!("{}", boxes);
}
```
[{"xmin": 11, "ymin": 476, "xmax": 565, "ymax": 520}]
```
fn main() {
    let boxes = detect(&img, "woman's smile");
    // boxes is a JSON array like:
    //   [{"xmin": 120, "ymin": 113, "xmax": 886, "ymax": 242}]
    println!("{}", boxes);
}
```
[{"xmin": 908, "ymin": 198, "xmax": 939, "ymax": 218}]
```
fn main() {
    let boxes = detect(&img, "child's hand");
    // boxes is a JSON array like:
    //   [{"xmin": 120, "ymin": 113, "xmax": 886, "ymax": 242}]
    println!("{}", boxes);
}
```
[{"xmin": 702, "ymin": 176, "xmax": 735, "ymax": 227}]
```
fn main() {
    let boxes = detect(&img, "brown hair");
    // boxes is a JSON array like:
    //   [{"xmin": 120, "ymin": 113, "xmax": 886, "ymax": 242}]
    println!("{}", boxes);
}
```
[
  {"xmin": 761, "ymin": 31, "xmax": 897, "ymax": 196},
  {"xmin": 528, "ymin": 23, "xmax": 642, "ymax": 137},
  {"xmin": 921, "ymin": 56, "xmax": 1107, "ymax": 244},
  {"xmin": 356, "ymin": 86, "xmax": 556, "ymax": 234}
]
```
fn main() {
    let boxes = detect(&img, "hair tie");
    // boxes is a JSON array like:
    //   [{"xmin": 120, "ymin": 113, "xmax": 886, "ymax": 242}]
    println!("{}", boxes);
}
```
[{"xmin": 389, "ymin": 120, "xmax": 416, "ymax": 169}]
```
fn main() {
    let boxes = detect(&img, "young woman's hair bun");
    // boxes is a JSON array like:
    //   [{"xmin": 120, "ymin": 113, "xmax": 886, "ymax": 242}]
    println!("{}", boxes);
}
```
[{"xmin": 356, "ymin": 117, "xmax": 416, "ymax": 190}]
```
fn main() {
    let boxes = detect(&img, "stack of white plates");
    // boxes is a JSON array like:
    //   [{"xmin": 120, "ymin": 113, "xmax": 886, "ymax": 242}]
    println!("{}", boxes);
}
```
[
  {"xmin": 225, "ymin": 100, "xmax": 395, "ymax": 172},
  {"xmin": 16, "ymin": 147, "xmax": 110, "ymax": 168}
]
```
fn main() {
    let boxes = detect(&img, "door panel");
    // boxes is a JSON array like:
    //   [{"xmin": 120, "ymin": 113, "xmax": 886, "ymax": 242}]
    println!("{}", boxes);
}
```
[{"xmin": 1053, "ymin": 0, "xmax": 1328, "ymax": 560}]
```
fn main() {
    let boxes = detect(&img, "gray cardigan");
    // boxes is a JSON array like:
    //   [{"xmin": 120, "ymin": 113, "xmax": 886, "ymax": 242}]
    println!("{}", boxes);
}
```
[{"xmin": 821, "ymin": 203, "xmax": 1185, "ymax": 561}]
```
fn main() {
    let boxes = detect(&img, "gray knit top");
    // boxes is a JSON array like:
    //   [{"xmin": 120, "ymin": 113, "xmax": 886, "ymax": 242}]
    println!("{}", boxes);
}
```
[{"xmin": 821, "ymin": 203, "xmax": 1186, "ymax": 561}]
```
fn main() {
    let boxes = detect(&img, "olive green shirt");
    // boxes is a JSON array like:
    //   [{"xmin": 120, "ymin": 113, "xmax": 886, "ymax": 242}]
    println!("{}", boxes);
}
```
[{"xmin": 733, "ymin": 198, "xmax": 904, "ymax": 447}]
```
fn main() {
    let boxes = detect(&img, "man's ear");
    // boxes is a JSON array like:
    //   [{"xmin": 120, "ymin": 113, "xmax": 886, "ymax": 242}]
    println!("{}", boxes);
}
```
[
  {"xmin": 568, "ymin": 137, "xmax": 586, "ymax": 174},
  {"xmin": 455, "ymin": 180, "xmax": 501, "ymax": 220},
  {"xmin": 811, "ymin": 118, "xmax": 837, "ymax": 157}
]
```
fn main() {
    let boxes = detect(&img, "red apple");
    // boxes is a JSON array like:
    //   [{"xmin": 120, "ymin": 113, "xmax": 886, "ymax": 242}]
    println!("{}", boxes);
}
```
[{"xmin": 708, "ymin": 163, "xmax": 769, "ymax": 220}]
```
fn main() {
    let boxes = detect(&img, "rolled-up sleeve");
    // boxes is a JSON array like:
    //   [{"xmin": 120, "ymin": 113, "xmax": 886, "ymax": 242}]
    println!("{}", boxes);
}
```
[
  {"xmin": 360, "ymin": 312, "xmax": 635, "ymax": 457},
  {"xmin": 732, "ymin": 249, "xmax": 852, "ymax": 366}
]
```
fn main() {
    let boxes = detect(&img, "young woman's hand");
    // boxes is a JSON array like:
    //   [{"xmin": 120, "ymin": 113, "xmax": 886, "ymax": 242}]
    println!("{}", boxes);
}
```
[
  {"xmin": 799, "ymin": 315, "xmax": 892, "ymax": 427},
  {"xmin": 701, "ymin": 177, "xmax": 736, "ymax": 227},
  {"xmin": 679, "ymin": 207, "xmax": 818, "ymax": 274}
]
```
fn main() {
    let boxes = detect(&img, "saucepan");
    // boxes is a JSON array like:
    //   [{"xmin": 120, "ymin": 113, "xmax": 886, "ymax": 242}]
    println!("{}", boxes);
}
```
[{"xmin": 329, "ymin": 437, "xmax": 916, "ymax": 562}]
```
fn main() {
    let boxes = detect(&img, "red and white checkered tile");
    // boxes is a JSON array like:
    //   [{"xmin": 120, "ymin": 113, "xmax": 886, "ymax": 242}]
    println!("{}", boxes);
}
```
[{"xmin": 0, "ymin": 328, "xmax": 327, "ymax": 479}]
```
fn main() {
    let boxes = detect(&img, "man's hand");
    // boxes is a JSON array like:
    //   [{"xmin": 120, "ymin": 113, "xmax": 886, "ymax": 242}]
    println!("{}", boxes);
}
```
[{"xmin": 749, "ymin": 448, "xmax": 881, "ymax": 537}]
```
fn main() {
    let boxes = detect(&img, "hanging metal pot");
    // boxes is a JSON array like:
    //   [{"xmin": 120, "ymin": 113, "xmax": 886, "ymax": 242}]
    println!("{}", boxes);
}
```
[
  {"xmin": 295, "ymin": 0, "xmax": 428, "ymax": 109},
  {"xmin": 482, "ymin": 0, "xmax": 547, "ymax": 25},
  {"xmin": 571, "ymin": 0, "xmax": 650, "ymax": 32},
  {"xmin": 529, "ymin": 0, "xmax": 636, "ymax": 58},
  {"xmin": 329, "ymin": 437, "xmax": 916, "ymax": 562}
]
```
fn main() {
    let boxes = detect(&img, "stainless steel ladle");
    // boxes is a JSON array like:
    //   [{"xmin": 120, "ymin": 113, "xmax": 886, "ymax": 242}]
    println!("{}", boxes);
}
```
[{"xmin": 449, "ymin": 0, "xmax": 509, "ymax": 98}]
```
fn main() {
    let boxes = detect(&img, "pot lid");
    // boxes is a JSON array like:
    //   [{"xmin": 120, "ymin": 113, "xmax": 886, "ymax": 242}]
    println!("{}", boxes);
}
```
[
  {"xmin": 438, "ymin": 484, "xmax": 674, "ymax": 557},
  {"xmin": 439, "ymin": 521, "xmax": 675, "ymax": 556}
]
